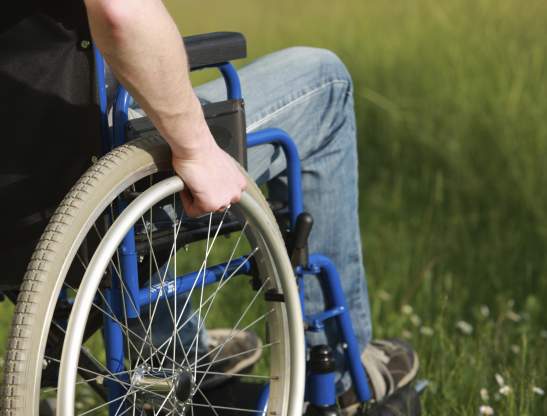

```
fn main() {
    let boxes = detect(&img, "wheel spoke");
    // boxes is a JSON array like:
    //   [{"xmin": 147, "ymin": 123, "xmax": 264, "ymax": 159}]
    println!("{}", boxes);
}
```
[
  {"xmin": 194, "ymin": 279, "xmax": 272, "ymax": 392},
  {"xmin": 152, "ymin": 384, "xmax": 175, "ymax": 416},
  {"xmin": 189, "ymin": 400, "xmax": 265, "ymax": 414},
  {"xmin": 193, "ymin": 370, "xmax": 275, "ymax": 380},
  {"xmin": 136, "ymin": 210, "xmax": 193, "ymax": 371},
  {"xmin": 195, "ymin": 212, "xmax": 214, "ymax": 382},
  {"xmin": 185, "ymin": 222, "xmax": 249, "ymax": 356},
  {"xmin": 166, "ymin": 246, "xmax": 259, "ymax": 354},
  {"xmin": 193, "ymin": 386, "xmax": 220, "ymax": 416},
  {"xmin": 194, "ymin": 341, "xmax": 279, "ymax": 370},
  {"xmin": 52, "ymin": 293, "xmax": 182, "ymax": 375},
  {"xmin": 92, "ymin": 212, "xmax": 194, "ymax": 372},
  {"xmin": 142, "ymin": 209, "xmax": 236, "ymax": 368}
]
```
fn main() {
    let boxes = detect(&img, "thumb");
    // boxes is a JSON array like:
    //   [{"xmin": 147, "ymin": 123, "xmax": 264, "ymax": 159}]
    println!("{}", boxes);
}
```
[{"xmin": 179, "ymin": 188, "xmax": 200, "ymax": 218}]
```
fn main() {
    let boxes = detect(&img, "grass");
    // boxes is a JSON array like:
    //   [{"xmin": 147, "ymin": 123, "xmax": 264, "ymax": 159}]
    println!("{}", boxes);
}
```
[{"xmin": 2, "ymin": 0, "xmax": 547, "ymax": 414}]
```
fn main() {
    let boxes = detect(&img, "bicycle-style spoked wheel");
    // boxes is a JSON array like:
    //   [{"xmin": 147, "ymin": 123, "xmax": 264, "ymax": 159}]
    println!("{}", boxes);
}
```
[
  {"xmin": 57, "ymin": 176, "xmax": 304, "ymax": 416},
  {"xmin": 2, "ymin": 136, "xmax": 304, "ymax": 416}
]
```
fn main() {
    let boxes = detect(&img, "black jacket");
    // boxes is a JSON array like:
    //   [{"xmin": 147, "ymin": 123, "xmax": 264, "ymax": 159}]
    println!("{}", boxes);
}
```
[{"xmin": 0, "ymin": 2, "xmax": 100, "ymax": 288}]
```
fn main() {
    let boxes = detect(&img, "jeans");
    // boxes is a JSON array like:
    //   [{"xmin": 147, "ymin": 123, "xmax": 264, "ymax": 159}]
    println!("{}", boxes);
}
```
[{"xmin": 137, "ymin": 47, "xmax": 372, "ymax": 394}]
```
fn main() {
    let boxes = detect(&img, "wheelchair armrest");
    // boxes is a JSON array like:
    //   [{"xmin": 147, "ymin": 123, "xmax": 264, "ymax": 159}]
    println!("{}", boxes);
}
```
[{"xmin": 183, "ymin": 32, "xmax": 247, "ymax": 70}]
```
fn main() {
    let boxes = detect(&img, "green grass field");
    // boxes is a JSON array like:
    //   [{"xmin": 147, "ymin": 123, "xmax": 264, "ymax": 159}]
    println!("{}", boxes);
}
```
[{"xmin": 2, "ymin": 0, "xmax": 547, "ymax": 414}]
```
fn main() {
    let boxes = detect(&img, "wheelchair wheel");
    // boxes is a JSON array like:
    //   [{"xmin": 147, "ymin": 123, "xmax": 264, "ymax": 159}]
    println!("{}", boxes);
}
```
[{"xmin": 2, "ymin": 135, "xmax": 304, "ymax": 416}]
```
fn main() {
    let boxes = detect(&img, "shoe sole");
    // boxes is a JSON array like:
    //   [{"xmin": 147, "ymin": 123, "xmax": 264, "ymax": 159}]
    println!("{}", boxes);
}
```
[
  {"xmin": 341, "ymin": 343, "xmax": 420, "ymax": 415},
  {"xmin": 396, "ymin": 349, "xmax": 419, "ymax": 389},
  {"xmin": 222, "ymin": 336, "xmax": 264, "ymax": 376},
  {"xmin": 201, "ymin": 331, "xmax": 264, "ymax": 390}
]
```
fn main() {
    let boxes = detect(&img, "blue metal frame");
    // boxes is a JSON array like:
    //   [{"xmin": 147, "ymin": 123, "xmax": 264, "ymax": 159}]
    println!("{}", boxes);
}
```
[
  {"xmin": 93, "ymin": 47, "xmax": 111, "ymax": 153},
  {"xmin": 308, "ymin": 372, "xmax": 337, "ymax": 407},
  {"xmin": 304, "ymin": 255, "xmax": 372, "ymax": 403},
  {"xmin": 247, "ymin": 129, "xmax": 304, "ymax": 228},
  {"xmin": 219, "ymin": 62, "xmax": 242, "ymax": 100},
  {"xmin": 94, "ymin": 52, "xmax": 372, "ymax": 413}
]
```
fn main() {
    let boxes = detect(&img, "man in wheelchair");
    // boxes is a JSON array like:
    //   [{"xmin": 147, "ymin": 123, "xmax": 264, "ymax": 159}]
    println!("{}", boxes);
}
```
[{"xmin": 1, "ymin": 0, "xmax": 419, "ymax": 414}]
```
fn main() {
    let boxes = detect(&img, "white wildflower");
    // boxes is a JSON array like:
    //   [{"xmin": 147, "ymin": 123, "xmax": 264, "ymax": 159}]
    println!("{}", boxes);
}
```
[
  {"xmin": 378, "ymin": 290, "xmax": 392, "ymax": 301},
  {"xmin": 510, "ymin": 345, "xmax": 520, "ymax": 354},
  {"xmin": 480, "ymin": 305, "xmax": 490, "ymax": 318},
  {"xmin": 410, "ymin": 314, "xmax": 422, "ymax": 327},
  {"xmin": 401, "ymin": 304, "xmax": 413, "ymax": 315},
  {"xmin": 495, "ymin": 373, "xmax": 505, "ymax": 387},
  {"xmin": 456, "ymin": 320, "xmax": 473, "ymax": 335},
  {"xmin": 402, "ymin": 330, "xmax": 412, "ymax": 339},
  {"xmin": 480, "ymin": 388, "xmax": 489, "ymax": 401},
  {"xmin": 479, "ymin": 405, "xmax": 494, "ymax": 415},
  {"xmin": 420, "ymin": 326, "xmax": 434, "ymax": 336},
  {"xmin": 506, "ymin": 310, "xmax": 521, "ymax": 322},
  {"xmin": 499, "ymin": 385, "xmax": 512, "ymax": 396},
  {"xmin": 532, "ymin": 386, "xmax": 544, "ymax": 396}
]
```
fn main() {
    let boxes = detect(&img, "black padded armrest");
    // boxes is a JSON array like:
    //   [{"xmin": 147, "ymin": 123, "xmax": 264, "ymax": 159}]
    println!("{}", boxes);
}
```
[{"xmin": 183, "ymin": 32, "xmax": 247, "ymax": 70}]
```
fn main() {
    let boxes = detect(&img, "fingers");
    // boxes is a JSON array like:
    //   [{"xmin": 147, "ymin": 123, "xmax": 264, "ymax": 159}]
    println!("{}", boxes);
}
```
[
  {"xmin": 179, "ymin": 186, "xmax": 244, "ymax": 218},
  {"xmin": 173, "ymin": 145, "xmax": 247, "ymax": 218},
  {"xmin": 179, "ymin": 189, "xmax": 201, "ymax": 218}
]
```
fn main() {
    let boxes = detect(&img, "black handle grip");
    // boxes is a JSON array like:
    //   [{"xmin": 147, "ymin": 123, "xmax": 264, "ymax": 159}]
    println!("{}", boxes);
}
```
[
  {"xmin": 183, "ymin": 32, "xmax": 247, "ymax": 70},
  {"xmin": 290, "ymin": 212, "xmax": 314, "ymax": 267}
]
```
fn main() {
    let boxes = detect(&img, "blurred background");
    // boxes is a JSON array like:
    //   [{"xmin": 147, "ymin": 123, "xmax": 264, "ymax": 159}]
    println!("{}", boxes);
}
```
[
  {"xmin": 167, "ymin": 0, "xmax": 547, "ymax": 414},
  {"xmin": 1, "ymin": 0, "xmax": 546, "ymax": 414}
]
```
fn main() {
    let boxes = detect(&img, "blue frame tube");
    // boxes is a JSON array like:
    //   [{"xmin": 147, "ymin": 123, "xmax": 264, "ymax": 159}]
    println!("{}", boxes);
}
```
[
  {"xmin": 93, "ymin": 48, "xmax": 112, "ymax": 152},
  {"xmin": 137, "ymin": 257, "xmax": 251, "ymax": 307},
  {"xmin": 102, "ymin": 288, "xmax": 127, "ymax": 415},
  {"xmin": 219, "ymin": 63, "xmax": 242, "ymax": 100},
  {"xmin": 256, "ymin": 383, "xmax": 270, "ymax": 415},
  {"xmin": 111, "ymin": 86, "xmax": 140, "ymax": 318},
  {"xmin": 113, "ymin": 84, "xmax": 131, "ymax": 148},
  {"xmin": 247, "ymin": 129, "xmax": 304, "ymax": 227},
  {"xmin": 119, "ymin": 228, "xmax": 141, "ymax": 318},
  {"xmin": 304, "ymin": 306, "xmax": 345, "ymax": 331},
  {"xmin": 308, "ymin": 254, "xmax": 372, "ymax": 403},
  {"xmin": 309, "ymin": 372, "xmax": 336, "ymax": 406}
]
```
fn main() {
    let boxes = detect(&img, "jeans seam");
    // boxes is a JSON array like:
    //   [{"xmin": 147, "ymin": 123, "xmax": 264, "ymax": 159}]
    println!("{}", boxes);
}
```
[{"xmin": 247, "ymin": 79, "xmax": 351, "ymax": 132}]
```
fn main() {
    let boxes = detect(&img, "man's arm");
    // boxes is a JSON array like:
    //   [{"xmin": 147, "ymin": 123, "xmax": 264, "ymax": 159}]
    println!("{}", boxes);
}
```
[{"xmin": 84, "ymin": 0, "xmax": 246, "ymax": 216}]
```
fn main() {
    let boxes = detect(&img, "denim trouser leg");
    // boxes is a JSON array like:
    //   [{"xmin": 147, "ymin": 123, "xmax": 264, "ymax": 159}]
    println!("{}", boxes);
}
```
[{"xmin": 195, "ymin": 47, "xmax": 372, "ymax": 393}]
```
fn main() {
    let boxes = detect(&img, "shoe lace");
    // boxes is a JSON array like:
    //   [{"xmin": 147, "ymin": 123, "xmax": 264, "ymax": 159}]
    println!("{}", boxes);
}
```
[
  {"xmin": 364, "ymin": 343, "xmax": 395, "ymax": 396},
  {"xmin": 366, "ymin": 344, "xmax": 390, "ymax": 367}
]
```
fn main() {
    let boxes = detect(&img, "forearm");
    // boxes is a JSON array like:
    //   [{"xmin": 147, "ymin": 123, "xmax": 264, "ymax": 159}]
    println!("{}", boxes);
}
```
[{"xmin": 84, "ymin": 0, "xmax": 211, "ymax": 158}]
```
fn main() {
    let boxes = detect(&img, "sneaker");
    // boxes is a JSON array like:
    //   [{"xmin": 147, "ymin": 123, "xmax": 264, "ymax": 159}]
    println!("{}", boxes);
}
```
[
  {"xmin": 198, "ymin": 329, "xmax": 263, "ymax": 390},
  {"xmin": 338, "ymin": 339, "xmax": 419, "ymax": 415}
]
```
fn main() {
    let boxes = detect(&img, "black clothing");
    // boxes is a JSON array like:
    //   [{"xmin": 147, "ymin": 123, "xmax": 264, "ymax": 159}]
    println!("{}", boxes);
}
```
[{"xmin": 0, "ymin": 2, "xmax": 100, "ymax": 289}]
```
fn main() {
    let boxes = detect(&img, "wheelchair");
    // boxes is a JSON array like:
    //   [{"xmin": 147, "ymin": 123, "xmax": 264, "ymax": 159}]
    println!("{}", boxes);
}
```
[{"xmin": 1, "ymin": 32, "xmax": 421, "ymax": 416}]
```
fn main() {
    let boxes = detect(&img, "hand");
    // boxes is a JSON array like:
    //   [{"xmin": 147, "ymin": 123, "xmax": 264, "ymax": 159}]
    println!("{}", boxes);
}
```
[{"xmin": 171, "ymin": 136, "xmax": 247, "ymax": 218}]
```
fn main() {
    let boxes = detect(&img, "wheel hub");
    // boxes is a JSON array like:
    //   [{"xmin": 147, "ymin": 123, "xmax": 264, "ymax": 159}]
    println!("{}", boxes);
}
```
[
  {"xmin": 132, "ymin": 365, "xmax": 195, "ymax": 408},
  {"xmin": 174, "ymin": 370, "xmax": 194, "ymax": 402}
]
